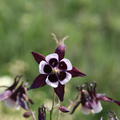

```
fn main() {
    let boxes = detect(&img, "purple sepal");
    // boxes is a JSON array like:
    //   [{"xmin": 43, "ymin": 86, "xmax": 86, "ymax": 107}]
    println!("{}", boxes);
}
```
[
  {"xmin": 32, "ymin": 52, "xmax": 45, "ymax": 64},
  {"xmin": 99, "ymin": 96, "xmax": 120, "ymax": 106},
  {"xmin": 55, "ymin": 44, "xmax": 66, "ymax": 61},
  {"xmin": 68, "ymin": 67, "xmax": 86, "ymax": 77},
  {"xmin": 54, "ymin": 84, "xmax": 65, "ymax": 102},
  {"xmin": 30, "ymin": 74, "xmax": 47, "ymax": 89},
  {"xmin": 18, "ymin": 97, "xmax": 29, "ymax": 110},
  {"xmin": 0, "ymin": 90, "xmax": 12, "ymax": 101}
]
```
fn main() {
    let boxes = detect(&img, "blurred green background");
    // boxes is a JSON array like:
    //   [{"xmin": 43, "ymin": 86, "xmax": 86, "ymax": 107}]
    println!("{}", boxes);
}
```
[{"xmin": 0, "ymin": 0, "xmax": 120, "ymax": 119}]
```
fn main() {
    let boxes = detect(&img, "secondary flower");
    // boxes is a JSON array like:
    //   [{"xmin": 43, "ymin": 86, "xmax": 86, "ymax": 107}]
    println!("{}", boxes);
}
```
[
  {"xmin": 30, "ymin": 35, "xmax": 86, "ymax": 101},
  {"xmin": 0, "ymin": 76, "xmax": 33, "ymax": 110},
  {"xmin": 38, "ymin": 106, "xmax": 46, "ymax": 120},
  {"xmin": 71, "ymin": 82, "xmax": 120, "ymax": 114}
]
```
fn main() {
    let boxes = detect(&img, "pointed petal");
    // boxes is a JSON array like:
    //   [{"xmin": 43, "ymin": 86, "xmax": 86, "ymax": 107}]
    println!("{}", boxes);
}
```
[
  {"xmin": 55, "ymin": 44, "xmax": 66, "ymax": 61},
  {"xmin": 68, "ymin": 67, "xmax": 86, "ymax": 77},
  {"xmin": 30, "ymin": 74, "xmax": 47, "ymax": 89},
  {"xmin": 59, "ymin": 72, "xmax": 72, "ymax": 85},
  {"xmin": 98, "ymin": 95, "xmax": 120, "ymax": 106},
  {"xmin": 32, "ymin": 52, "xmax": 45, "ymax": 64},
  {"xmin": 0, "ymin": 90, "xmax": 12, "ymax": 101},
  {"xmin": 54, "ymin": 84, "xmax": 65, "ymax": 101}
]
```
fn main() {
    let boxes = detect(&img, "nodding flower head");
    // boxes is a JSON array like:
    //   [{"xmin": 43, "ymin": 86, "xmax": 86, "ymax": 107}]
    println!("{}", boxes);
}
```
[
  {"xmin": 80, "ymin": 82, "xmax": 103, "ymax": 114},
  {"xmin": 0, "ymin": 76, "xmax": 33, "ymax": 110},
  {"xmin": 71, "ymin": 82, "xmax": 120, "ymax": 115},
  {"xmin": 30, "ymin": 34, "xmax": 86, "ymax": 101},
  {"xmin": 38, "ymin": 106, "xmax": 46, "ymax": 120}
]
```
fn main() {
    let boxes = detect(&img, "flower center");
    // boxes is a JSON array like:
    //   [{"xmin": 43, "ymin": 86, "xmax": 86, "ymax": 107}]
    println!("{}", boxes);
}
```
[{"xmin": 52, "ymin": 67, "xmax": 60, "ymax": 74}]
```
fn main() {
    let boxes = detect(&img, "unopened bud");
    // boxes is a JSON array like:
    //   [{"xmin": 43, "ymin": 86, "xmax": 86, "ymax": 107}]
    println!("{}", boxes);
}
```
[
  {"xmin": 59, "ymin": 106, "xmax": 70, "ymax": 113},
  {"xmin": 23, "ymin": 111, "xmax": 32, "ymax": 118}
]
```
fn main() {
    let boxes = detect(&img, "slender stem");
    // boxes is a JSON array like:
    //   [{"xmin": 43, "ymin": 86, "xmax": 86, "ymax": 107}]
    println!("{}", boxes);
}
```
[
  {"xmin": 50, "ymin": 92, "xmax": 55, "ymax": 120},
  {"xmin": 30, "ymin": 109, "xmax": 36, "ymax": 120},
  {"xmin": 28, "ymin": 103, "xmax": 36, "ymax": 120},
  {"xmin": 57, "ymin": 99, "xmax": 61, "ymax": 120},
  {"xmin": 57, "ymin": 111, "xmax": 61, "ymax": 120},
  {"xmin": 70, "ymin": 101, "xmax": 81, "ymax": 114}
]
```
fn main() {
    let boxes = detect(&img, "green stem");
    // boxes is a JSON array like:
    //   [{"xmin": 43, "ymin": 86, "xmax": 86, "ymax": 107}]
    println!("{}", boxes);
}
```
[
  {"xmin": 57, "ymin": 100, "xmax": 61, "ymax": 120},
  {"xmin": 50, "ymin": 92, "xmax": 55, "ymax": 120},
  {"xmin": 57, "ymin": 109, "xmax": 61, "ymax": 120},
  {"xmin": 31, "ymin": 110, "xmax": 36, "ymax": 120}
]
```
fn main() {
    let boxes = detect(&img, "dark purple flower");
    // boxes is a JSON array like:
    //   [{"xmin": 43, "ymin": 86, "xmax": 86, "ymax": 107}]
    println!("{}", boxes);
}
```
[
  {"xmin": 30, "ymin": 37, "xmax": 86, "ymax": 101},
  {"xmin": 38, "ymin": 106, "xmax": 46, "ymax": 120},
  {"xmin": 0, "ymin": 76, "xmax": 33, "ymax": 110},
  {"xmin": 71, "ymin": 82, "xmax": 120, "ymax": 114}
]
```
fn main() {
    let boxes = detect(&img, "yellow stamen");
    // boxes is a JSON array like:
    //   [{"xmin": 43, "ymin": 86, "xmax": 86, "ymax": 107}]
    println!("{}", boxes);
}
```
[{"xmin": 52, "ymin": 68, "xmax": 60, "ymax": 74}]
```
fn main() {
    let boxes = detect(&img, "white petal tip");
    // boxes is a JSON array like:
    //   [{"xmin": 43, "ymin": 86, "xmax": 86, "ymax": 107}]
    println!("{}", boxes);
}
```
[{"xmin": 46, "ymin": 78, "xmax": 58, "ymax": 88}]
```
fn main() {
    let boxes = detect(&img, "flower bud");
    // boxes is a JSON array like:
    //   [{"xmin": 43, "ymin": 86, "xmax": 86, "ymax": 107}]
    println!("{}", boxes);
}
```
[
  {"xmin": 38, "ymin": 106, "xmax": 46, "ymax": 120},
  {"xmin": 23, "ymin": 111, "xmax": 32, "ymax": 118},
  {"xmin": 59, "ymin": 106, "xmax": 70, "ymax": 113}
]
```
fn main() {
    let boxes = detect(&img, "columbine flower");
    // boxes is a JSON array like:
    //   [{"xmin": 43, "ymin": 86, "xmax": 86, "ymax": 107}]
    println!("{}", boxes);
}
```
[
  {"xmin": 30, "ymin": 34, "xmax": 86, "ymax": 101},
  {"xmin": 71, "ymin": 82, "xmax": 120, "ymax": 115},
  {"xmin": 0, "ymin": 76, "xmax": 33, "ymax": 110},
  {"xmin": 38, "ymin": 106, "xmax": 46, "ymax": 120}
]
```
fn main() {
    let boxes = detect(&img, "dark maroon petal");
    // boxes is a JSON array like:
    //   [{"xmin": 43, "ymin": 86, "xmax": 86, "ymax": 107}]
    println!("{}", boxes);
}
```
[
  {"xmin": 99, "ymin": 96, "xmax": 120, "ymax": 106},
  {"xmin": 49, "ymin": 58, "xmax": 58, "ymax": 67},
  {"xmin": 0, "ymin": 90, "xmax": 12, "ymax": 101},
  {"xmin": 68, "ymin": 67, "xmax": 86, "ymax": 77},
  {"xmin": 59, "ymin": 61, "xmax": 67, "ymax": 70},
  {"xmin": 48, "ymin": 74, "xmax": 58, "ymax": 82},
  {"xmin": 30, "ymin": 74, "xmax": 47, "ymax": 89},
  {"xmin": 32, "ymin": 52, "xmax": 45, "ymax": 64},
  {"xmin": 58, "ymin": 71, "xmax": 66, "ymax": 81},
  {"xmin": 43, "ymin": 64, "xmax": 52, "ymax": 74},
  {"xmin": 55, "ymin": 44, "xmax": 66, "ymax": 61},
  {"xmin": 54, "ymin": 84, "xmax": 65, "ymax": 101}
]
